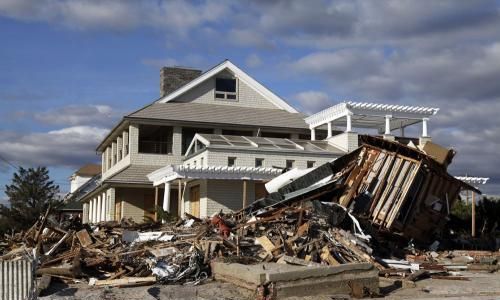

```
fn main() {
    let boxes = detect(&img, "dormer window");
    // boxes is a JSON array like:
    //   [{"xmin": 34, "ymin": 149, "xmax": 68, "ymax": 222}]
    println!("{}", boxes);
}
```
[{"xmin": 215, "ymin": 78, "xmax": 237, "ymax": 100}]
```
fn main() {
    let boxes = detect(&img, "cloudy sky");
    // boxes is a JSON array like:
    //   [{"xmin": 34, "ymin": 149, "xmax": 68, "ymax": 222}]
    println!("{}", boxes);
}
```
[{"xmin": 1, "ymin": 0, "xmax": 500, "ymax": 203}]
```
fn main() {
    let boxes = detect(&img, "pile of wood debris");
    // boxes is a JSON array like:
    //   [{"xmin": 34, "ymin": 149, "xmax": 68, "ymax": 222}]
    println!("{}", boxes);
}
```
[{"xmin": 0, "ymin": 136, "xmax": 498, "ymax": 296}]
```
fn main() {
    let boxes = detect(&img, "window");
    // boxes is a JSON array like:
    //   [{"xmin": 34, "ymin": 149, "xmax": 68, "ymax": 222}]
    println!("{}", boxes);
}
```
[
  {"xmin": 255, "ymin": 158, "xmax": 264, "ymax": 167},
  {"xmin": 215, "ymin": 78, "xmax": 237, "ymax": 100},
  {"xmin": 194, "ymin": 160, "xmax": 197, "ymax": 167},
  {"xmin": 181, "ymin": 127, "xmax": 214, "ymax": 154},
  {"xmin": 228, "ymin": 157, "xmax": 236, "ymax": 167},
  {"xmin": 286, "ymin": 160, "xmax": 295, "ymax": 169},
  {"xmin": 261, "ymin": 132, "xmax": 291, "ymax": 139},
  {"xmin": 222, "ymin": 129, "xmax": 253, "ymax": 136},
  {"xmin": 118, "ymin": 149, "xmax": 122, "ymax": 160},
  {"xmin": 138, "ymin": 125, "xmax": 173, "ymax": 154},
  {"xmin": 200, "ymin": 157, "xmax": 204, "ymax": 167},
  {"xmin": 307, "ymin": 161, "xmax": 315, "ymax": 168}
]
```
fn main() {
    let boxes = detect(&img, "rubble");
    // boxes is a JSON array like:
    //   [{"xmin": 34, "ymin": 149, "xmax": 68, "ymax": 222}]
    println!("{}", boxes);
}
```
[{"xmin": 1, "ymin": 136, "xmax": 498, "ymax": 298}]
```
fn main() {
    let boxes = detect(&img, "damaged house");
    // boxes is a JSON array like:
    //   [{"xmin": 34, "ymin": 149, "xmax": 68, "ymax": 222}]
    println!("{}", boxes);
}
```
[{"xmin": 80, "ymin": 60, "xmax": 447, "ymax": 225}]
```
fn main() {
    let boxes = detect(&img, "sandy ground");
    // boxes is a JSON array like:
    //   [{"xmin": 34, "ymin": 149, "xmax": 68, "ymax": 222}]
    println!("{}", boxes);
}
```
[{"xmin": 39, "ymin": 271, "xmax": 500, "ymax": 300}]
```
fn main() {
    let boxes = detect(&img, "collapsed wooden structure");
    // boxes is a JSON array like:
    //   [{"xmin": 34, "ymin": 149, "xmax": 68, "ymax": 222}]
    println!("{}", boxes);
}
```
[
  {"xmin": 243, "ymin": 135, "xmax": 478, "ymax": 244},
  {"xmin": 338, "ymin": 136, "xmax": 478, "ymax": 242}
]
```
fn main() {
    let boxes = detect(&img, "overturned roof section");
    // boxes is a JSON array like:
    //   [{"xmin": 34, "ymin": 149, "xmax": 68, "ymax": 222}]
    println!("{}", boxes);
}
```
[
  {"xmin": 148, "ymin": 165, "xmax": 283, "ymax": 186},
  {"xmin": 156, "ymin": 60, "xmax": 298, "ymax": 113},
  {"xmin": 185, "ymin": 133, "xmax": 345, "ymax": 157},
  {"xmin": 305, "ymin": 101, "xmax": 439, "ymax": 131}
]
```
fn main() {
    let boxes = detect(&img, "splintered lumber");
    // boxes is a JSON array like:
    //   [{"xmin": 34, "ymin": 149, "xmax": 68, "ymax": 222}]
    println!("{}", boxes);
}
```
[
  {"xmin": 76, "ymin": 229, "xmax": 93, "ymax": 247},
  {"xmin": 256, "ymin": 236, "xmax": 276, "ymax": 255},
  {"xmin": 45, "ymin": 231, "xmax": 71, "ymax": 256},
  {"xmin": 321, "ymin": 246, "xmax": 340, "ymax": 265},
  {"xmin": 92, "ymin": 276, "xmax": 156, "ymax": 287}
]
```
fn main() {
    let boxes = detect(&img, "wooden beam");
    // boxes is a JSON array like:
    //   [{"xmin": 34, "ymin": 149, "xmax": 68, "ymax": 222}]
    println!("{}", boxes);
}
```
[
  {"xmin": 472, "ymin": 191, "xmax": 476, "ymax": 237},
  {"xmin": 242, "ymin": 180, "xmax": 248, "ymax": 208},
  {"xmin": 154, "ymin": 186, "xmax": 159, "ymax": 222}
]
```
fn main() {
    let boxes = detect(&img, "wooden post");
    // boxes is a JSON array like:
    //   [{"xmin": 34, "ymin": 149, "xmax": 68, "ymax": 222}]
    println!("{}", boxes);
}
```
[
  {"xmin": 471, "ymin": 191, "xmax": 476, "ymax": 238},
  {"xmin": 466, "ymin": 190, "xmax": 469, "ymax": 205},
  {"xmin": 242, "ymin": 180, "xmax": 248, "ymax": 208},
  {"xmin": 154, "ymin": 186, "xmax": 159, "ymax": 222},
  {"xmin": 178, "ymin": 180, "xmax": 182, "ymax": 217}
]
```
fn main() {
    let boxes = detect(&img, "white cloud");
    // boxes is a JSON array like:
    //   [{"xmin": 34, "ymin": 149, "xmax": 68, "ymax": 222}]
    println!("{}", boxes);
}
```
[
  {"xmin": 245, "ymin": 54, "xmax": 262, "ymax": 68},
  {"xmin": 34, "ymin": 104, "xmax": 121, "ymax": 127},
  {"xmin": 294, "ymin": 91, "xmax": 333, "ymax": 114},
  {"xmin": 0, "ymin": 0, "xmax": 231, "ymax": 33},
  {"xmin": 0, "ymin": 126, "xmax": 107, "ymax": 168}
]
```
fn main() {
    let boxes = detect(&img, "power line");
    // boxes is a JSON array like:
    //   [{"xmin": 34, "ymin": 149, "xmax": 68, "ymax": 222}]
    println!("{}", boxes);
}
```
[{"xmin": 0, "ymin": 153, "xmax": 18, "ymax": 169}]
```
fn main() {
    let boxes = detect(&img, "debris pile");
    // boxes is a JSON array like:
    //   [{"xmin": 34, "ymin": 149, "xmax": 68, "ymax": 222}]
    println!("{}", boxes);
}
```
[{"xmin": 0, "ymin": 136, "xmax": 497, "ymax": 297}]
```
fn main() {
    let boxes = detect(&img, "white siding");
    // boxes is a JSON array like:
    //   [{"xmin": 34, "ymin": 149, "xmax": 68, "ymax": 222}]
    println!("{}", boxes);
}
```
[
  {"xmin": 205, "ymin": 149, "xmax": 337, "ymax": 169},
  {"xmin": 172, "ymin": 70, "xmax": 280, "ymax": 110},
  {"xmin": 206, "ymin": 180, "xmax": 255, "ymax": 216}
]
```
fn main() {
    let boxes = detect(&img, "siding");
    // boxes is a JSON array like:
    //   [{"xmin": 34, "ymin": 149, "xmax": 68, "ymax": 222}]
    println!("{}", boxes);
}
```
[
  {"xmin": 117, "ymin": 187, "xmax": 148, "ymax": 223},
  {"xmin": 0, "ymin": 259, "xmax": 35, "ymax": 300},
  {"xmin": 173, "ymin": 70, "xmax": 280, "ymax": 110},
  {"xmin": 206, "ymin": 179, "xmax": 255, "ymax": 216},
  {"xmin": 206, "ymin": 149, "xmax": 337, "ymax": 169}
]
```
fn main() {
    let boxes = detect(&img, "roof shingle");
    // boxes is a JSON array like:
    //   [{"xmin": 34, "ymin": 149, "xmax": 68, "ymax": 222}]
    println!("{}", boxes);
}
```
[{"xmin": 127, "ymin": 102, "xmax": 309, "ymax": 129}]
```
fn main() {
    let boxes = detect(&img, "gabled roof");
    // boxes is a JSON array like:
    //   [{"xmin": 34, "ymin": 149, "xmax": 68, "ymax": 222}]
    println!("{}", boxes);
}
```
[
  {"xmin": 156, "ymin": 60, "xmax": 298, "ymax": 113},
  {"xmin": 127, "ymin": 102, "xmax": 308, "ymax": 129}
]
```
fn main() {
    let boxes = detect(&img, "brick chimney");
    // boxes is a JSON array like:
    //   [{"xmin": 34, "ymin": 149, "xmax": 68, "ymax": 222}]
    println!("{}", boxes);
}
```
[{"xmin": 160, "ymin": 67, "xmax": 202, "ymax": 97}]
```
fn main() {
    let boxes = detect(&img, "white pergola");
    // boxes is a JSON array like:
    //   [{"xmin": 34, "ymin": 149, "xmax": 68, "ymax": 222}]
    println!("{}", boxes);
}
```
[
  {"xmin": 305, "ymin": 101, "xmax": 439, "ymax": 140},
  {"xmin": 455, "ymin": 176, "xmax": 490, "ymax": 185},
  {"xmin": 147, "ymin": 165, "xmax": 283, "ymax": 215}
]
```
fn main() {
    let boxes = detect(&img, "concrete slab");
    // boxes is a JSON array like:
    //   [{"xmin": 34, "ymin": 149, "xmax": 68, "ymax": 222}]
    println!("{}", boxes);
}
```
[{"xmin": 211, "ymin": 261, "xmax": 379, "ymax": 298}]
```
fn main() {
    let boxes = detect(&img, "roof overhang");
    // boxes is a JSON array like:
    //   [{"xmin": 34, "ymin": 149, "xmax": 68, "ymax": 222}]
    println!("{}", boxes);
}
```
[
  {"xmin": 156, "ymin": 60, "xmax": 298, "ymax": 113},
  {"xmin": 147, "ymin": 165, "xmax": 283, "ymax": 187}
]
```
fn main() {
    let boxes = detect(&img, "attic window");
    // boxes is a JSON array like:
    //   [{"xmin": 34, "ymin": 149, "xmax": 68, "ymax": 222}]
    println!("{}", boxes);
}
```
[{"xmin": 215, "ymin": 78, "xmax": 237, "ymax": 100}]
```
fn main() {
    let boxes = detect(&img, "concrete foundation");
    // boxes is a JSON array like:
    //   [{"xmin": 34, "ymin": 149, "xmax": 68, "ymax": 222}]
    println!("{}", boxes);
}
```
[{"xmin": 211, "ymin": 261, "xmax": 379, "ymax": 298}]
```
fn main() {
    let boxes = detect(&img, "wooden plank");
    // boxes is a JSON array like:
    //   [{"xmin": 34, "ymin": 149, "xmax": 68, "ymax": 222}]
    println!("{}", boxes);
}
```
[
  {"xmin": 256, "ymin": 236, "xmax": 277, "ymax": 255},
  {"xmin": 93, "ymin": 276, "xmax": 156, "ymax": 287},
  {"xmin": 320, "ymin": 246, "xmax": 340, "ymax": 265},
  {"xmin": 76, "ymin": 229, "xmax": 93, "ymax": 247}
]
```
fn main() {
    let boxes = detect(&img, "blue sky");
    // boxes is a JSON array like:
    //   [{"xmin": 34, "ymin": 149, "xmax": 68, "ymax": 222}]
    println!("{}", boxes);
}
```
[{"xmin": 1, "ymin": 0, "xmax": 500, "ymax": 202}]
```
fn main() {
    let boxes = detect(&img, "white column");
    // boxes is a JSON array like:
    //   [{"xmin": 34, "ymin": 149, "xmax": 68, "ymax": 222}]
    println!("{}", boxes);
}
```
[
  {"xmin": 310, "ymin": 128, "xmax": 316, "ymax": 141},
  {"xmin": 102, "ymin": 192, "xmax": 107, "ymax": 221},
  {"xmin": 89, "ymin": 200, "xmax": 93, "ymax": 223},
  {"xmin": 346, "ymin": 113, "xmax": 352, "ymax": 132},
  {"xmin": 385, "ymin": 115, "xmax": 392, "ymax": 135},
  {"xmin": 101, "ymin": 194, "xmax": 107, "ymax": 222},
  {"xmin": 92, "ymin": 198, "xmax": 97, "ymax": 223},
  {"xmin": 327, "ymin": 122, "xmax": 332, "ymax": 138},
  {"xmin": 422, "ymin": 117, "xmax": 429, "ymax": 137},
  {"xmin": 97, "ymin": 195, "xmax": 102, "ymax": 222},
  {"xmin": 163, "ymin": 182, "xmax": 171, "ymax": 214}
]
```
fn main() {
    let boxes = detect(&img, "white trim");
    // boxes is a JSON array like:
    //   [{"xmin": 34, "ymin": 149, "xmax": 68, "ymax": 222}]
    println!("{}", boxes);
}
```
[
  {"xmin": 455, "ymin": 176, "xmax": 489, "ymax": 185},
  {"xmin": 147, "ymin": 165, "xmax": 283, "ymax": 186},
  {"xmin": 184, "ymin": 133, "xmax": 211, "ymax": 156},
  {"xmin": 156, "ymin": 60, "xmax": 298, "ymax": 113}
]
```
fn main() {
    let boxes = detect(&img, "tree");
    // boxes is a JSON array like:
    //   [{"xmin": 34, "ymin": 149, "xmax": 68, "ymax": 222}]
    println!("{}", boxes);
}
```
[{"xmin": 0, "ymin": 167, "xmax": 62, "ymax": 233}]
